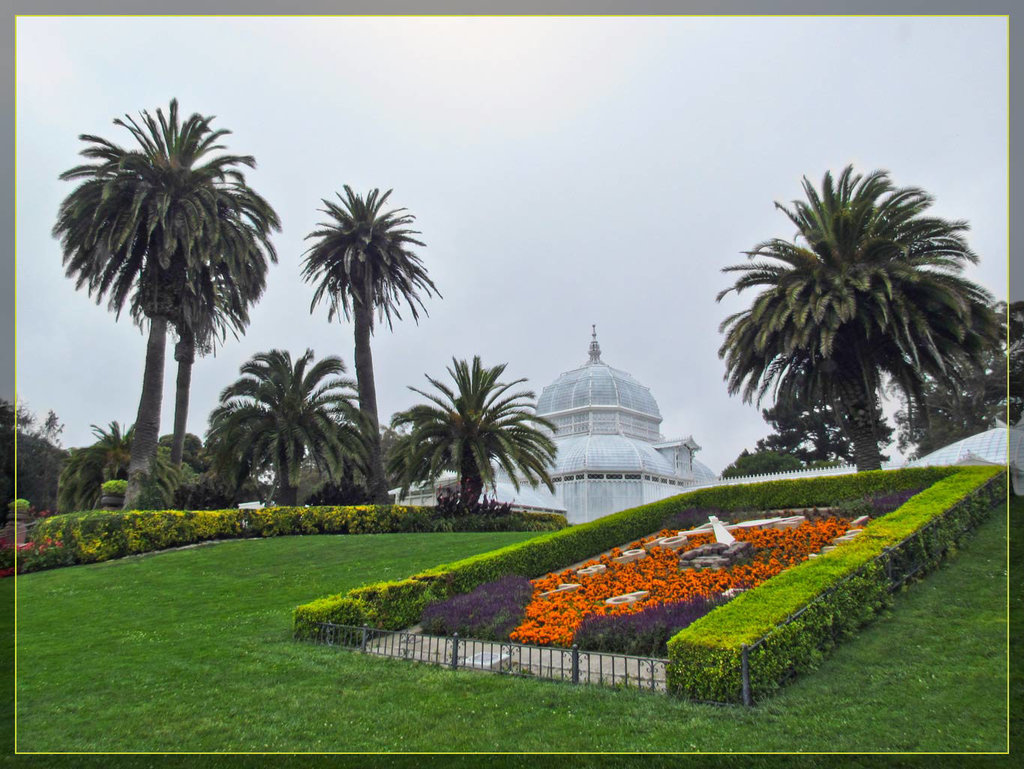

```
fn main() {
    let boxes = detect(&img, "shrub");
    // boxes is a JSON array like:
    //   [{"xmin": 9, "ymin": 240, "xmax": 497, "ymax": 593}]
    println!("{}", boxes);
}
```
[
  {"xmin": 574, "ymin": 596, "xmax": 727, "ymax": 658},
  {"xmin": 420, "ymin": 575, "xmax": 534, "ymax": 640},
  {"xmin": 172, "ymin": 472, "xmax": 236, "ymax": 511},
  {"xmin": 134, "ymin": 468, "xmax": 177, "ymax": 511},
  {"xmin": 100, "ymin": 480, "xmax": 127, "ymax": 496},
  {"xmin": 0, "ymin": 540, "xmax": 13, "ymax": 572},
  {"xmin": 8, "ymin": 499, "xmax": 30, "ymax": 514},
  {"xmin": 293, "ymin": 465, "xmax": 958, "ymax": 638},
  {"xmin": 31, "ymin": 503, "xmax": 566, "ymax": 569},
  {"xmin": 0, "ymin": 535, "xmax": 74, "ymax": 577},
  {"xmin": 435, "ymin": 480, "xmax": 514, "ymax": 518}
]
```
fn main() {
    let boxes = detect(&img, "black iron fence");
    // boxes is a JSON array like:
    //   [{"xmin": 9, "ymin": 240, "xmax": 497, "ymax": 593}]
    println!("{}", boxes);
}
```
[{"xmin": 310, "ymin": 622, "xmax": 667, "ymax": 693}]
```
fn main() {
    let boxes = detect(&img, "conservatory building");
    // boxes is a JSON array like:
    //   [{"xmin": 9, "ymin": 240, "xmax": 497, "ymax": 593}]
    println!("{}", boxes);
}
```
[
  {"xmin": 392, "ymin": 329, "xmax": 717, "ymax": 524},
  {"xmin": 535, "ymin": 329, "xmax": 716, "ymax": 523}
]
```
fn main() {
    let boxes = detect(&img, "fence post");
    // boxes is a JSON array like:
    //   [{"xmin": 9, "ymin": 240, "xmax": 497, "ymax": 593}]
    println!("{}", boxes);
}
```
[
  {"xmin": 741, "ymin": 644, "xmax": 752, "ymax": 707},
  {"xmin": 360, "ymin": 624, "xmax": 369, "ymax": 653},
  {"xmin": 571, "ymin": 644, "xmax": 580, "ymax": 684},
  {"xmin": 451, "ymin": 633, "xmax": 460, "ymax": 670}
]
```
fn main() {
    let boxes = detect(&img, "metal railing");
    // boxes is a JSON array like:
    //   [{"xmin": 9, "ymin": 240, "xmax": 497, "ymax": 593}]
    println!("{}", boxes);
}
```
[{"xmin": 310, "ymin": 622, "xmax": 667, "ymax": 693}]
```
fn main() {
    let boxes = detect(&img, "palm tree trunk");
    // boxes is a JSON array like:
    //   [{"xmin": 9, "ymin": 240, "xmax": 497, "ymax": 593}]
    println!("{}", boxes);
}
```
[
  {"xmin": 459, "ymin": 450, "xmax": 484, "ymax": 505},
  {"xmin": 278, "ymin": 481, "xmax": 298, "ymax": 506},
  {"xmin": 125, "ymin": 316, "xmax": 168, "ymax": 509},
  {"xmin": 834, "ymin": 379, "xmax": 883, "ymax": 472},
  {"xmin": 170, "ymin": 331, "xmax": 195, "ymax": 467},
  {"xmin": 353, "ymin": 301, "xmax": 389, "ymax": 504}
]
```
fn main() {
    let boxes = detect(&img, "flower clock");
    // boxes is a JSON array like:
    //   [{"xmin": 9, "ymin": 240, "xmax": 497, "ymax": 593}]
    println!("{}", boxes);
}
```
[{"xmin": 510, "ymin": 517, "xmax": 851, "ymax": 647}]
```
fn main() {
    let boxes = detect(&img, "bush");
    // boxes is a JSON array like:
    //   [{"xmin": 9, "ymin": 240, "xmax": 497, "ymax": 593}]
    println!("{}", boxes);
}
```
[
  {"xmin": 100, "ymin": 480, "xmax": 127, "ymax": 496},
  {"xmin": 0, "ymin": 534, "xmax": 75, "ymax": 577},
  {"xmin": 293, "ymin": 466, "xmax": 958, "ymax": 637},
  {"xmin": 172, "ymin": 472, "xmax": 237, "ymax": 511},
  {"xmin": 435, "ymin": 480, "xmax": 514, "ymax": 518},
  {"xmin": 420, "ymin": 575, "xmax": 534, "ymax": 640},
  {"xmin": 665, "ymin": 466, "xmax": 1005, "ymax": 703},
  {"xmin": 8, "ymin": 498, "xmax": 30, "ymax": 514},
  {"xmin": 574, "ymin": 596, "xmax": 727, "ymax": 657},
  {"xmin": 30, "ymin": 503, "xmax": 566, "ymax": 569}
]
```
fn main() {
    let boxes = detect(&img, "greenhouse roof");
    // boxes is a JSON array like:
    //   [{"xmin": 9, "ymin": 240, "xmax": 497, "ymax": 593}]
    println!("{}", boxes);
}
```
[
  {"xmin": 536, "ymin": 329, "xmax": 661, "ymax": 418},
  {"xmin": 908, "ymin": 427, "xmax": 1023, "ymax": 469}
]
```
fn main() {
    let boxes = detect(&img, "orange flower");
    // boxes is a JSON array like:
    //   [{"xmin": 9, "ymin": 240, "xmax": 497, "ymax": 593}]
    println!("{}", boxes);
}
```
[{"xmin": 509, "ymin": 518, "xmax": 850, "ymax": 647}]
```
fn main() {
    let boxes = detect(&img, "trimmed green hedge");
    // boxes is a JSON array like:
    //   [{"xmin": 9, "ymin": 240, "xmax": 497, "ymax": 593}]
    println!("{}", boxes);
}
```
[
  {"xmin": 292, "ymin": 466, "xmax": 958, "ymax": 638},
  {"xmin": 30, "ymin": 505, "xmax": 567, "ymax": 568},
  {"xmin": 665, "ymin": 465, "xmax": 1006, "ymax": 703}
]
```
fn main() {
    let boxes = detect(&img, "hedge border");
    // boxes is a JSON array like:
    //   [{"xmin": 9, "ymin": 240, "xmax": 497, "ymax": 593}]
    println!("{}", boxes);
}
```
[
  {"xmin": 292, "ymin": 466, "xmax": 958, "ymax": 638},
  {"xmin": 664, "ymin": 465, "xmax": 1006, "ymax": 703},
  {"xmin": 26, "ymin": 505, "xmax": 567, "ymax": 570}
]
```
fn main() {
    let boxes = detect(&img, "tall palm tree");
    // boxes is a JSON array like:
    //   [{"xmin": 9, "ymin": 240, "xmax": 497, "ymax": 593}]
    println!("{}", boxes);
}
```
[
  {"xmin": 388, "ymin": 356, "xmax": 557, "ymax": 503},
  {"xmin": 301, "ymin": 187, "xmax": 440, "ymax": 504},
  {"xmin": 207, "ymin": 349, "xmax": 364, "ymax": 506},
  {"xmin": 168, "ymin": 243, "xmax": 274, "ymax": 468},
  {"xmin": 54, "ymin": 99, "xmax": 280, "ymax": 508},
  {"xmin": 717, "ymin": 166, "xmax": 998, "ymax": 471}
]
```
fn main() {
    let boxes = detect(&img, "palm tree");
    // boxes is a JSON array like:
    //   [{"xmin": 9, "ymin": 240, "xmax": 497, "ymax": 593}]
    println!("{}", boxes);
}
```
[
  {"xmin": 301, "ymin": 187, "xmax": 440, "ymax": 504},
  {"xmin": 57, "ymin": 422, "xmax": 177, "ymax": 512},
  {"xmin": 388, "ymin": 356, "xmax": 557, "ymax": 503},
  {"xmin": 169, "ymin": 245, "xmax": 275, "ymax": 468},
  {"xmin": 717, "ymin": 166, "xmax": 998, "ymax": 471},
  {"xmin": 54, "ymin": 99, "xmax": 280, "ymax": 508},
  {"xmin": 207, "ymin": 349, "xmax": 364, "ymax": 506}
]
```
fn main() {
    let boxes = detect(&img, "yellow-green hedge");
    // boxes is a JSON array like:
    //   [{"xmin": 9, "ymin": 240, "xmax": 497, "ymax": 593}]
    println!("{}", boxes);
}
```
[
  {"xmin": 30, "ymin": 505, "xmax": 567, "ymax": 567},
  {"xmin": 665, "ymin": 466, "xmax": 1006, "ymax": 703}
]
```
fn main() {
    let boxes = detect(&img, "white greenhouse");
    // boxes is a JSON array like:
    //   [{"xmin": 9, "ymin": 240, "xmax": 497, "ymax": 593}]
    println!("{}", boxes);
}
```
[
  {"xmin": 534, "ymin": 329, "xmax": 716, "ymax": 523},
  {"xmin": 392, "ymin": 329, "xmax": 716, "ymax": 523}
]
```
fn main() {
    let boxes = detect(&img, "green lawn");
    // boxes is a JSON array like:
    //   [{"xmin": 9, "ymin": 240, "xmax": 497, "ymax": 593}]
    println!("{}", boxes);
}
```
[{"xmin": 11, "ymin": 506, "xmax": 1012, "ymax": 754}]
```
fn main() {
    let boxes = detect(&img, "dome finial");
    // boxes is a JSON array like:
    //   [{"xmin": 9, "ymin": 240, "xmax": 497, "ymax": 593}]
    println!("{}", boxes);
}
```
[{"xmin": 588, "ymin": 324, "xmax": 602, "ymax": 364}]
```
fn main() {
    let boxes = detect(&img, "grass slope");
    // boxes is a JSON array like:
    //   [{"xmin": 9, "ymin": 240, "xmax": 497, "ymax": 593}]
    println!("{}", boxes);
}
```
[{"xmin": 12, "ymin": 508, "xmax": 1011, "ymax": 754}]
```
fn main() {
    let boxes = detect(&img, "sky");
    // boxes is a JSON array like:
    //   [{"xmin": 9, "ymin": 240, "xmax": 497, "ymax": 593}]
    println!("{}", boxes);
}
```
[{"xmin": 14, "ymin": 15, "xmax": 1009, "ymax": 473}]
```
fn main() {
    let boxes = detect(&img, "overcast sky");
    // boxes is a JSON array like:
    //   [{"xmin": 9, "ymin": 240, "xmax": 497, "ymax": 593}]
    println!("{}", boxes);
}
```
[{"xmin": 14, "ymin": 15, "xmax": 1009, "ymax": 472}]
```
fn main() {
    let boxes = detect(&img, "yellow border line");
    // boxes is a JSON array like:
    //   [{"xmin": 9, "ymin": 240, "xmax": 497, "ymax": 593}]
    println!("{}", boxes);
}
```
[
  {"xmin": 1004, "ymin": 14, "xmax": 1012, "ymax": 757},
  {"xmin": 13, "ymin": 13, "xmax": 19, "ymax": 757}
]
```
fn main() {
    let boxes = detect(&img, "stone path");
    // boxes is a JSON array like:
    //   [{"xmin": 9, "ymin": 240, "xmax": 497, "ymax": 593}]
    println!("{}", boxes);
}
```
[{"xmin": 360, "ymin": 628, "xmax": 667, "ymax": 691}]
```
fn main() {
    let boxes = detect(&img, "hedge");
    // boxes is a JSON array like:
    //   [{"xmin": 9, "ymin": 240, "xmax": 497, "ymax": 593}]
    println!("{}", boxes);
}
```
[
  {"xmin": 292, "ymin": 465, "xmax": 958, "ymax": 638},
  {"xmin": 665, "ymin": 465, "xmax": 1006, "ymax": 703},
  {"xmin": 28, "ymin": 505, "xmax": 567, "ymax": 569}
]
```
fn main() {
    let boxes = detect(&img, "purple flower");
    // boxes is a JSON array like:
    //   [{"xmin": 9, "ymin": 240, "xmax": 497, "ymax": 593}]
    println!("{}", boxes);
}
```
[
  {"xmin": 421, "ymin": 575, "xmax": 534, "ymax": 640},
  {"xmin": 573, "ymin": 595, "xmax": 727, "ymax": 657}
]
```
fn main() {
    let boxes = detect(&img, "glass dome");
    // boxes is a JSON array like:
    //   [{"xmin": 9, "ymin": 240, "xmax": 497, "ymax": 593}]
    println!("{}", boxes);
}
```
[
  {"xmin": 553, "ymin": 434, "xmax": 676, "ymax": 475},
  {"xmin": 536, "ymin": 330, "xmax": 661, "ymax": 420},
  {"xmin": 690, "ymin": 458, "xmax": 719, "ymax": 486}
]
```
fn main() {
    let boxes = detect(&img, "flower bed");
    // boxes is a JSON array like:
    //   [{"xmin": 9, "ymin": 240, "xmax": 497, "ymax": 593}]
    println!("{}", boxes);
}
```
[
  {"xmin": 0, "ymin": 535, "xmax": 74, "ymax": 577},
  {"xmin": 573, "ymin": 596, "xmax": 725, "ymax": 657},
  {"xmin": 510, "ymin": 518, "xmax": 851, "ymax": 647},
  {"xmin": 420, "ymin": 575, "xmax": 534, "ymax": 640},
  {"xmin": 292, "ymin": 467, "xmax": 954, "ymax": 638}
]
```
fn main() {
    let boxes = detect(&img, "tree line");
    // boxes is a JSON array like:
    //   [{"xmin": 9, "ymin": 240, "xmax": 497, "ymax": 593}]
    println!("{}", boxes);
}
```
[{"xmin": 5, "ymin": 99, "xmax": 1014, "ymax": 515}]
